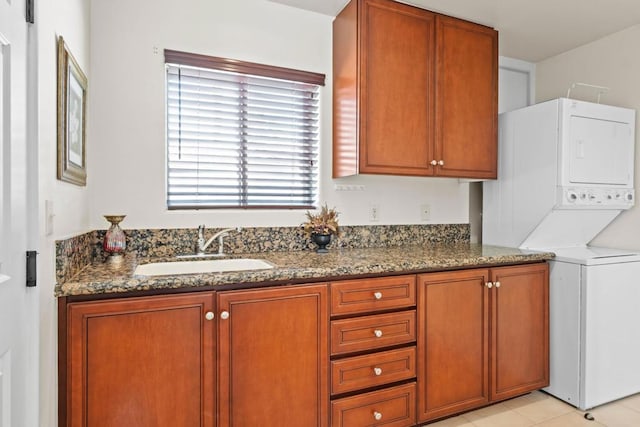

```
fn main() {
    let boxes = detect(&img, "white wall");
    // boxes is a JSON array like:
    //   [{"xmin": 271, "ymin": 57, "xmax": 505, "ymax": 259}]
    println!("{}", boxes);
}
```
[
  {"xmin": 536, "ymin": 24, "xmax": 640, "ymax": 251},
  {"xmin": 473, "ymin": 56, "xmax": 536, "ymax": 244},
  {"xmin": 499, "ymin": 56, "xmax": 535, "ymax": 114},
  {"xmin": 88, "ymin": 0, "xmax": 469, "ymax": 231},
  {"xmin": 37, "ymin": 0, "xmax": 91, "ymax": 425}
]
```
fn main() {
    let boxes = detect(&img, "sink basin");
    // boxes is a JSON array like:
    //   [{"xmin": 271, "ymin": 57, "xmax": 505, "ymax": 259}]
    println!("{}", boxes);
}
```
[{"xmin": 134, "ymin": 258, "xmax": 274, "ymax": 276}]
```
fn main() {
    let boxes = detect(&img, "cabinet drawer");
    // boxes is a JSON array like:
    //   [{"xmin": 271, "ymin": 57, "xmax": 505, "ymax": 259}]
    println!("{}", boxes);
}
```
[
  {"xmin": 331, "ymin": 276, "xmax": 416, "ymax": 316},
  {"xmin": 331, "ymin": 347, "xmax": 416, "ymax": 395},
  {"xmin": 331, "ymin": 382, "xmax": 416, "ymax": 427},
  {"xmin": 331, "ymin": 311, "xmax": 416, "ymax": 355}
]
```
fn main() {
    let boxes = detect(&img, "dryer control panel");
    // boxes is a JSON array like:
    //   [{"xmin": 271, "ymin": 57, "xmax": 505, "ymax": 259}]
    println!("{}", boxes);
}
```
[{"xmin": 558, "ymin": 186, "xmax": 634, "ymax": 209}]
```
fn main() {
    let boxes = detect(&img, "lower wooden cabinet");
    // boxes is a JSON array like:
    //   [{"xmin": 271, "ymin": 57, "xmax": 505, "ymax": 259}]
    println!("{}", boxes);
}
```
[
  {"xmin": 328, "ymin": 276, "xmax": 418, "ymax": 427},
  {"xmin": 330, "ymin": 310, "xmax": 416, "ymax": 355},
  {"xmin": 417, "ymin": 268, "xmax": 490, "ymax": 421},
  {"xmin": 331, "ymin": 383, "xmax": 416, "ymax": 427},
  {"xmin": 490, "ymin": 264, "xmax": 550, "ymax": 401},
  {"xmin": 63, "ymin": 284, "xmax": 328, "ymax": 427},
  {"xmin": 217, "ymin": 284, "xmax": 328, "ymax": 427},
  {"xmin": 417, "ymin": 263, "xmax": 549, "ymax": 423},
  {"xmin": 61, "ymin": 263, "xmax": 548, "ymax": 427},
  {"xmin": 65, "ymin": 293, "xmax": 216, "ymax": 427},
  {"xmin": 331, "ymin": 347, "xmax": 416, "ymax": 395}
]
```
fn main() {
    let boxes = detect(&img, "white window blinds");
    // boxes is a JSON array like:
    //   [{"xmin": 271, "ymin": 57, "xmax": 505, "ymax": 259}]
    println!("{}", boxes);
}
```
[{"xmin": 165, "ymin": 51, "xmax": 323, "ymax": 209}]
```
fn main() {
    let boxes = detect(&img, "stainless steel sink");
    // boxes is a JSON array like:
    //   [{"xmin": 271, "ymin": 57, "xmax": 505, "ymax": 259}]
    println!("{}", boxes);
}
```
[{"xmin": 134, "ymin": 258, "xmax": 274, "ymax": 276}]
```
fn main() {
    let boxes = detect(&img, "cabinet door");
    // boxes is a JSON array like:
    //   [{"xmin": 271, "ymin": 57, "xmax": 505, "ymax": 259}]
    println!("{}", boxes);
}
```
[
  {"xmin": 359, "ymin": 0, "xmax": 435, "ymax": 176},
  {"xmin": 218, "ymin": 284, "xmax": 328, "ymax": 427},
  {"xmin": 435, "ymin": 15, "xmax": 497, "ymax": 179},
  {"xmin": 417, "ymin": 269, "xmax": 490, "ymax": 422},
  {"xmin": 491, "ymin": 263, "xmax": 549, "ymax": 401},
  {"xmin": 67, "ymin": 293, "xmax": 216, "ymax": 427}
]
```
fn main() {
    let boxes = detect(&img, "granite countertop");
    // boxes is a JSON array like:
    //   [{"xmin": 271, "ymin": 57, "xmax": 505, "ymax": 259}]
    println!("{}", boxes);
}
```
[{"xmin": 55, "ymin": 243, "xmax": 554, "ymax": 297}]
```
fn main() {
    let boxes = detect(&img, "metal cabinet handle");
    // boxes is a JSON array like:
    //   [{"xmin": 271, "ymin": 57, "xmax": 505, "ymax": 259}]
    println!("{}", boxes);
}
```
[
  {"xmin": 220, "ymin": 311, "xmax": 230, "ymax": 320},
  {"xmin": 430, "ymin": 160, "xmax": 438, "ymax": 166},
  {"xmin": 373, "ymin": 367, "xmax": 383, "ymax": 376},
  {"xmin": 486, "ymin": 282, "xmax": 493, "ymax": 288},
  {"xmin": 205, "ymin": 311, "xmax": 215, "ymax": 321},
  {"xmin": 373, "ymin": 329, "xmax": 383, "ymax": 338},
  {"xmin": 438, "ymin": 160, "xmax": 445, "ymax": 166},
  {"xmin": 373, "ymin": 411, "xmax": 383, "ymax": 421},
  {"xmin": 373, "ymin": 291, "xmax": 383, "ymax": 300},
  {"xmin": 495, "ymin": 281, "xmax": 501, "ymax": 288}
]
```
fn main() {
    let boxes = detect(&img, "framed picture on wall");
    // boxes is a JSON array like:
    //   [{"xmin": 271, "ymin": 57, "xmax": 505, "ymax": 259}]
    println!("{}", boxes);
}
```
[{"xmin": 57, "ymin": 36, "xmax": 87, "ymax": 186}]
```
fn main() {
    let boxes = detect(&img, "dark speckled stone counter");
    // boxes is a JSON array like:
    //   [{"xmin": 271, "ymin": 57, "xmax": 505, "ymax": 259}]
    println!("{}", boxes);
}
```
[{"xmin": 55, "ymin": 243, "xmax": 554, "ymax": 297}]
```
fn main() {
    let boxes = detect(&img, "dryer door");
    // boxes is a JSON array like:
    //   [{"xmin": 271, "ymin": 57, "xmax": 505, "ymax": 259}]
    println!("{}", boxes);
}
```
[
  {"xmin": 567, "ymin": 115, "xmax": 633, "ymax": 185},
  {"xmin": 558, "ymin": 99, "xmax": 635, "ymax": 188}
]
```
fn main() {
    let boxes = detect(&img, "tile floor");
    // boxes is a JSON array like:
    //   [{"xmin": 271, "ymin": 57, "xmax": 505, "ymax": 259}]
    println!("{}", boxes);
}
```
[{"xmin": 426, "ymin": 391, "xmax": 640, "ymax": 427}]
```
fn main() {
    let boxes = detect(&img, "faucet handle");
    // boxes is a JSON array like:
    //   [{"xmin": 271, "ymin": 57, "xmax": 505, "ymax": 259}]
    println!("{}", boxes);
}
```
[{"xmin": 197, "ymin": 225, "xmax": 205, "ymax": 249}]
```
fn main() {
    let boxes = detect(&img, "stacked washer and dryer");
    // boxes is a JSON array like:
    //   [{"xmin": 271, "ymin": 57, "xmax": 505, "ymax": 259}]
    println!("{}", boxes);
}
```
[{"xmin": 483, "ymin": 98, "xmax": 640, "ymax": 410}]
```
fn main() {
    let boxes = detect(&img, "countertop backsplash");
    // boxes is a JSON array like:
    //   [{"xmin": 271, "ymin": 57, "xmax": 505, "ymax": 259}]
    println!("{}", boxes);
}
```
[
  {"xmin": 56, "ymin": 224, "xmax": 470, "ymax": 285},
  {"xmin": 56, "ymin": 231, "xmax": 99, "ymax": 286}
]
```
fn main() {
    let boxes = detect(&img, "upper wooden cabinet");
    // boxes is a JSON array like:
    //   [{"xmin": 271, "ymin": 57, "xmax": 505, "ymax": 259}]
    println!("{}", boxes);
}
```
[
  {"xmin": 333, "ymin": 0, "xmax": 497, "ymax": 179},
  {"xmin": 333, "ymin": 0, "xmax": 435, "ymax": 177},
  {"xmin": 435, "ymin": 15, "xmax": 498, "ymax": 178}
]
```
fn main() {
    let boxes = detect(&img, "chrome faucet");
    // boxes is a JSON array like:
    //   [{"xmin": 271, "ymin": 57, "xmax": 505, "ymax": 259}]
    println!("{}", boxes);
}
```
[{"xmin": 197, "ymin": 226, "xmax": 242, "ymax": 256}]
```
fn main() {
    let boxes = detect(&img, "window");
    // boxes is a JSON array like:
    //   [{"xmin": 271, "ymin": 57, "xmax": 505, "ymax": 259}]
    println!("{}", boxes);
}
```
[{"xmin": 165, "ymin": 50, "xmax": 325, "ymax": 209}]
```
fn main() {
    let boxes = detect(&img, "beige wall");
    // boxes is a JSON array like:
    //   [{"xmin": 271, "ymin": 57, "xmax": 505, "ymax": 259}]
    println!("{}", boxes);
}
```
[{"xmin": 536, "ymin": 24, "xmax": 640, "ymax": 250}]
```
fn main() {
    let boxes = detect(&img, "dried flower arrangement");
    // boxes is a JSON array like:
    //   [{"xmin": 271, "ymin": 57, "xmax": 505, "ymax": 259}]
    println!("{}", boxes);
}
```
[{"xmin": 302, "ymin": 204, "xmax": 340, "ymax": 236}]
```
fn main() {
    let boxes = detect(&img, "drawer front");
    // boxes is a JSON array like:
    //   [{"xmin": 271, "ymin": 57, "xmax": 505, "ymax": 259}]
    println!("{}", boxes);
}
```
[
  {"xmin": 331, "ymin": 382, "xmax": 416, "ymax": 427},
  {"xmin": 331, "ymin": 311, "xmax": 416, "ymax": 355},
  {"xmin": 331, "ymin": 347, "xmax": 416, "ymax": 395},
  {"xmin": 331, "ymin": 276, "xmax": 416, "ymax": 316}
]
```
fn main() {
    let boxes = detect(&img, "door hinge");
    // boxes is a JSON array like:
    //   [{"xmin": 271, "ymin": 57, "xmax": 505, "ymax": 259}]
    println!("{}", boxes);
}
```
[
  {"xmin": 26, "ymin": 0, "xmax": 35, "ymax": 24},
  {"xmin": 26, "ymin": 251, "xmax": 37, "ymax": 287}
]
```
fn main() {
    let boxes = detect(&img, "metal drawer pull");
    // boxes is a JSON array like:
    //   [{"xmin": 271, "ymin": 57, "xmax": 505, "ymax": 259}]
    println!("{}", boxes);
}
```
[
  {"xmin": 220, "ymin": 311, "xmax": 230, "ymax": 320},
  {"xmin": 373, "ymin": 367, "xmax": 383, "ymax": 376},
  {"xmin": 486, "ymin": 282, "xmax": 493, "ymax": 288},
  {"xmin": 373, "ymin": 411, "xmax": 383, "ymax": 421},
  {"xmin": 373, "ymin": 329, "xmax": 383, "ymax": 338},
  {"xmin": 495, "ymin": 281, "xmax": 501, "ymax": 288},
  {"xmin": 438, "ymin": 160, "xmax": 445, "ymax": 166},
  {"xmin": 205, "ymin": 311, "xmax": 215, "ymax": 321},
  {"xmin": 430, "ymin": 160, "xmax": 437, "ymax": 166},
  {"xmin": 373, "ymin": 291, "xmax": 383, "ymax": 300}
]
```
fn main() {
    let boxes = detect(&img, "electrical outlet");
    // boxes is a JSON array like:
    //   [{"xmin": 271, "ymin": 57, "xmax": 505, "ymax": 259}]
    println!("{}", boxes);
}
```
[
  {"xmin": 420, "ymin": 204, "xmax": 431, "ymax": 221},
  {"xmin": 334, "ymin": 184, "xmax": 366, "ymax": 191},
  {"xmin": 370, "ymin": 204, "xmax": 380, "ymax": 222}
]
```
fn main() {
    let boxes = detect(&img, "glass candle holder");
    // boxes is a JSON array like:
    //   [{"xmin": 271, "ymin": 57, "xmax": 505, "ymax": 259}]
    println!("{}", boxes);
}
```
[{"xmin": 103, "ymin": 215, "xmax": 127, "ymax": 260}]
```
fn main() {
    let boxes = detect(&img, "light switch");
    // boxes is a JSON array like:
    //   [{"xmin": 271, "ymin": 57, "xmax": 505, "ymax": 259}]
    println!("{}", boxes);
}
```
[{"xmin": 45, "ymin": 200, "xmax": 54, "ymax": 236}]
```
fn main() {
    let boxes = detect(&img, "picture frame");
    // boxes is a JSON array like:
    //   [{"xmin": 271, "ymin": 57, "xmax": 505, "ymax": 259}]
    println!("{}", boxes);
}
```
[{"xmin": 57, "ymin": 36, "xmax": 87, "ymax": 186}]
